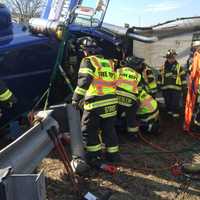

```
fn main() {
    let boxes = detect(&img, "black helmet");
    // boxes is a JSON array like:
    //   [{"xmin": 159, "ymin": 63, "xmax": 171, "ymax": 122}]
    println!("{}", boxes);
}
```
[
  {"xmin": 121, "ymin": 56, "xmax": 144, "ymax": 69},
  {"xmin": 77, "ymin": 36, "xmax": 102, "ymax": 54},
  {"xmin": 165, "ymin": 49, "xmax": 177, "ymax": 58}
]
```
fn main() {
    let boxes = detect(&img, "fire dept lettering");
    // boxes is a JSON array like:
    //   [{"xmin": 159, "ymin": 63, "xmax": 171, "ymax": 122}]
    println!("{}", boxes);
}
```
[{"xmin": 98, "ymin": 71, "xmax": 115, "ymax": 78}]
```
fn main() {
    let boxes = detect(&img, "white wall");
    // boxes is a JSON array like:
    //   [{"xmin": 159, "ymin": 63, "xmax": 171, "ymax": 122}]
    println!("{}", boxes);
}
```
[{"xmin": 133, "ymin": 33, "xmax": 194, "ymax": 69}]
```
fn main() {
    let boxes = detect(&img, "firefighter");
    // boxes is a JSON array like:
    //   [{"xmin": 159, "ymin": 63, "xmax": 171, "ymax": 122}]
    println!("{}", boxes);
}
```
[
  {"xmin": 116, "ymin": 56, "xmax": 143, "ymax": 140},
  {"xmin": 137, "ymin": 89, "xmax": 160, "ymax": 134},
  {"xmin": 158, "ymin": 49, "xmax": 187, "ymax": 118},
  {"xmin": 0, "ymin": 80, "xmax": 16, "ymax": 115},
  {"xmin": 72, "ymin": 37, "xmax": 119, "ymax": 166},
  {"xmin": 141, "ymin": 63, "xmax": 158, "ymax": 98}
]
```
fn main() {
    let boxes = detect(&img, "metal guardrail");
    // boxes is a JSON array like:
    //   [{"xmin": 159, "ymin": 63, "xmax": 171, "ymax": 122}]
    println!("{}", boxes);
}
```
[{"xmin": 0, "ymin": 110, "xmax": 59, "ymax": 174}]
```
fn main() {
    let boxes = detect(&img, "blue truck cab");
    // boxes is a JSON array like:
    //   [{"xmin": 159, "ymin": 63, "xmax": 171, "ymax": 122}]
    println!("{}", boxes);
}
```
[{"xmin": 0, "ymin": 4, "xmax": 58, "ymax": 126}]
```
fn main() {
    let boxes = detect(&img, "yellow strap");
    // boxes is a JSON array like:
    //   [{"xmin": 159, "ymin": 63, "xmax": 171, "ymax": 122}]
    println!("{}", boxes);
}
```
[
  {"xmin": 0, "ymin": 89, "xmax": 12, "ymax": 101},
  {"xmin": 79, "ymin": 68, "xmax": 94, "ymax": 76},
  {"xmin": 86, "ymin": 144, "xmax": 102, "ymax": 152},
  {"xmin": 107, "ymin": 146, "xmax": 119, "ymax": 153},
  {"xmin": 74, "ymin": 86, "xmax": 86, "ymax": 96},
  {"xmin": 176, "ymin": 64, "xmax": 182, "ymax": 85}
]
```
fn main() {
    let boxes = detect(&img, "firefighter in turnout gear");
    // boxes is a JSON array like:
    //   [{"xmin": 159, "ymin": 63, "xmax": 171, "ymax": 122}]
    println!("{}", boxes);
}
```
[
  {"xmin": 72, "ymin": 37, "xmax": 119, "ymax": 166},
  {"xmin": 137, "ymin": 89, "xmax": 160, "ymax": 134},
  {"xmin": 141, "ymin": 63, "xmax": 158, "ymax": 98},
  {"xmin": 0, "ymin": 80, "xmax": 16, "ymax": 117},
  {"xmin": 116, "ymin": 56, "xmax": 143, "ymax": 140},
  {"xmin": 158, "ymin": 49, "xmax": 187, "ymax": 118}
]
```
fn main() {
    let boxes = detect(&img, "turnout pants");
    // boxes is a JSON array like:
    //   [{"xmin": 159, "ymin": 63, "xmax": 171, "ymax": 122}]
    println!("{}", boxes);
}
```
[
  {"xmin": 81, "ymin": 108, "xmax": 119, "ymax": 160},
  {"xmin": 138, "ymin": 110, "xmax": 160, "ymax": 134},
  {"xmin": 117, "ymin": 101, "xmax": 139, "ymax": 135},
  {"xmin": 163, "ymin": 89, "xmax": 181, "ymax": 117}
]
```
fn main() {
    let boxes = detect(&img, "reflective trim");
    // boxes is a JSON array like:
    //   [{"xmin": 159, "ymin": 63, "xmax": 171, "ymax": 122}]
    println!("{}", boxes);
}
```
[
  {"xmin": 79, "ymin": 68, "xmax": 94, "ymax": 76},
  {"xmin": 86, "ymin": 144, "xmax": 102, "ymax": 152},
  {"xmin": 182, "ymin": 80, "xmax": 187, "ymax": 85},
  {"xmin": 165, "ymin": 72, "xmax": 173, "ymax": 77},
  {"xmin": 0, "ymin": 89, "xmax": 12, "ymax": 101},
  {"xmin": 116, "ymin": 90, "xmax": 137, "ymax": 100},
  {"xmin": 74, "ymin": 86, "xmax": 86, "ymax": 96},
  {"xmin": 84, "ymin": 98, "xmax": 118, "ymax": 110},
  {"xmin": 128, "ymin": 126, "xmax": 139, "ymax": 133},
  {"xmin": 149, "ymin": 89, "xmax": 158, "ymax": 93},
  {"xmin": 161, "ymin": 85, "xmax": 181, "ymax": 90},
  {"xmin": 180, "ymin": 71, "xmax": 186, "ymax": 75},
  {"xmin": 194, "ymin": 120, "xmax": 200, "ymax": 127},
  {"xmin": 118, "ymin": 101, "xmax": 133, "ymax": 107},
  {"xmin": 149, "ymin": 82, "xmax": 157, "ymax": 89},
  {"xmin": 100, "ymin": 111, "xmax": 117, "ymax": 118},
  {"xmin": 147, "ymin": 74, "xmax": 155, "ymax": 78},
  {"xmin": 172, "ymin": 113, "xmax": 180, "ymax": 118},
  {"xmin": 140, "ymin": 110, "xmax": 159, "ymax": 122},
  {"xmin": 107, "ymin": 146, "xmax": 119, "ymax": 153}
]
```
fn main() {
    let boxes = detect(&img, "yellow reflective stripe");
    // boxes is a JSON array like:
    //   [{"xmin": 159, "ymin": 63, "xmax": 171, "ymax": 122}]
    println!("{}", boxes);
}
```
[
  {"xmin": 161, "ymin": 85, "xmax": 181, "ymax": 90},
  {"xmin": 74, "ymin": 86, "xmax": 86, "ymax": 96},
  {"xmin": 116, "ymin": 90, "xmax": 137, "ymax": 100},
  {"xmin": 100, "ymin": 111, "xmax": 117, "ymax": 118},
  {"xmin": 140, "ymin": 110, "xmax": 159, "ymax": 122},
  {"xmin": 128, "ymin": 127, "xmax": 139, "ymax": 133},
  {"xmin": 118, "ymin": 101, "xmax": 132, "ymax": 107},
  {"xmin": 86, "ymin": 144, "xmax": 101, "ymax": 152},
  {"xmin": 176, "ymin": 64, "xmax": 182, "ymax": 85},
  {"xmin": 149, "ymin": 82, "xmax": 157, "ymax": 89},
  {"xmin": 107, "ymin": 146, "xmax": 119, "ymax": 153},
  {"xmin": 0, "ymin": 89, "xmax": 12, "ymax": 101},
  {"xmin": 84, "ymin": 98, "xmax": 118, "ymax": 110},
  {"xmin": 79, "ymin": 68, "xmax": 94, "ymax": 76}
]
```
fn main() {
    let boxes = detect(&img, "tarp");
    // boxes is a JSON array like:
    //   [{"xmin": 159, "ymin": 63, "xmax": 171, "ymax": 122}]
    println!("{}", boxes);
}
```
[{"xmin": 184, "ymin": 51, "xmax": 200, "ymax": 131}]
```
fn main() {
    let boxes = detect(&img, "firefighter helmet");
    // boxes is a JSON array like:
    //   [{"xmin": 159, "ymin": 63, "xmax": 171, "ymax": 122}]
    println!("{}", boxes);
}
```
[
  {"xmin": 165, "ymin": 49, "xmax": 177, "ymax": 58},
  {"xmin": 121, "ymin": 56, "xmax": 144, "ymax": 69},
  {"xmin": 192, "ymin": 40, "xmax": 200, "ymax": 47},
  {"xmin": 77, "ymin": 36, "xmax": 102, "ymax": 54}
]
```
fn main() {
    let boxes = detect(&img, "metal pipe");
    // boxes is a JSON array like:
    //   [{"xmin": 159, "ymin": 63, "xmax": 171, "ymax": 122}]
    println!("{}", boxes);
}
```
[
  {"xmin": 101, "ymin": 23, "xmax": 158, "ymax": 43},
  {"xmin": 0, "ymin": 110, "xmax": 59, "ymax": 174},
  {"xmin": 66, "ymin": 104, "xmax": 85, "ymax": 159},
  {"xmin": 127, "ymin": 32, "xmax": 158, "ymax": 43}
]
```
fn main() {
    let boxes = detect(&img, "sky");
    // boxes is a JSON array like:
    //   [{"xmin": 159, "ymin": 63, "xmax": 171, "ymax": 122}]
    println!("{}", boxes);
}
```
[{"xmin": 104, "ymin": 0, "xmax": 200, "ymax": 26}]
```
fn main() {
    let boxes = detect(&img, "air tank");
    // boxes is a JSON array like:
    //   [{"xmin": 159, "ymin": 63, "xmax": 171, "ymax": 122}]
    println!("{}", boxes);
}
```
[{"xmin": 29, "ymin": 18, "xmax": 64, "ymax": 40}]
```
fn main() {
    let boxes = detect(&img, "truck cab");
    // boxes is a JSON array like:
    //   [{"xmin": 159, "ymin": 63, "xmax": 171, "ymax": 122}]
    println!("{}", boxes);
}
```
[{"xmin": 0, "ymin": 4, "xmax": 58, "ymax": 126}]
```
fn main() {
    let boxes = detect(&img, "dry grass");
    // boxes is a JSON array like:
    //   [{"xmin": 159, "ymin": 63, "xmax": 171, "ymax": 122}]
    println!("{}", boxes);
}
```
[{"xmin": 38, "ymin": 113, "xmax": 200, "ymax": 200}]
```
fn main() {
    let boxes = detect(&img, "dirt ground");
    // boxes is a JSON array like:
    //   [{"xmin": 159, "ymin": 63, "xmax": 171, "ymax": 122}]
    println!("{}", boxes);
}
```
[{"xmin": 38, "ymin": 112, "xmax": 200, "ymax": 200}]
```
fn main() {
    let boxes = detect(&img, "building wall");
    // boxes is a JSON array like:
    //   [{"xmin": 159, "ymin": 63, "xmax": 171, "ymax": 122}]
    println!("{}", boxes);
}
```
[{"xmin": 133, "ymin": 33, "xmax": 194, "ymax": 69}]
